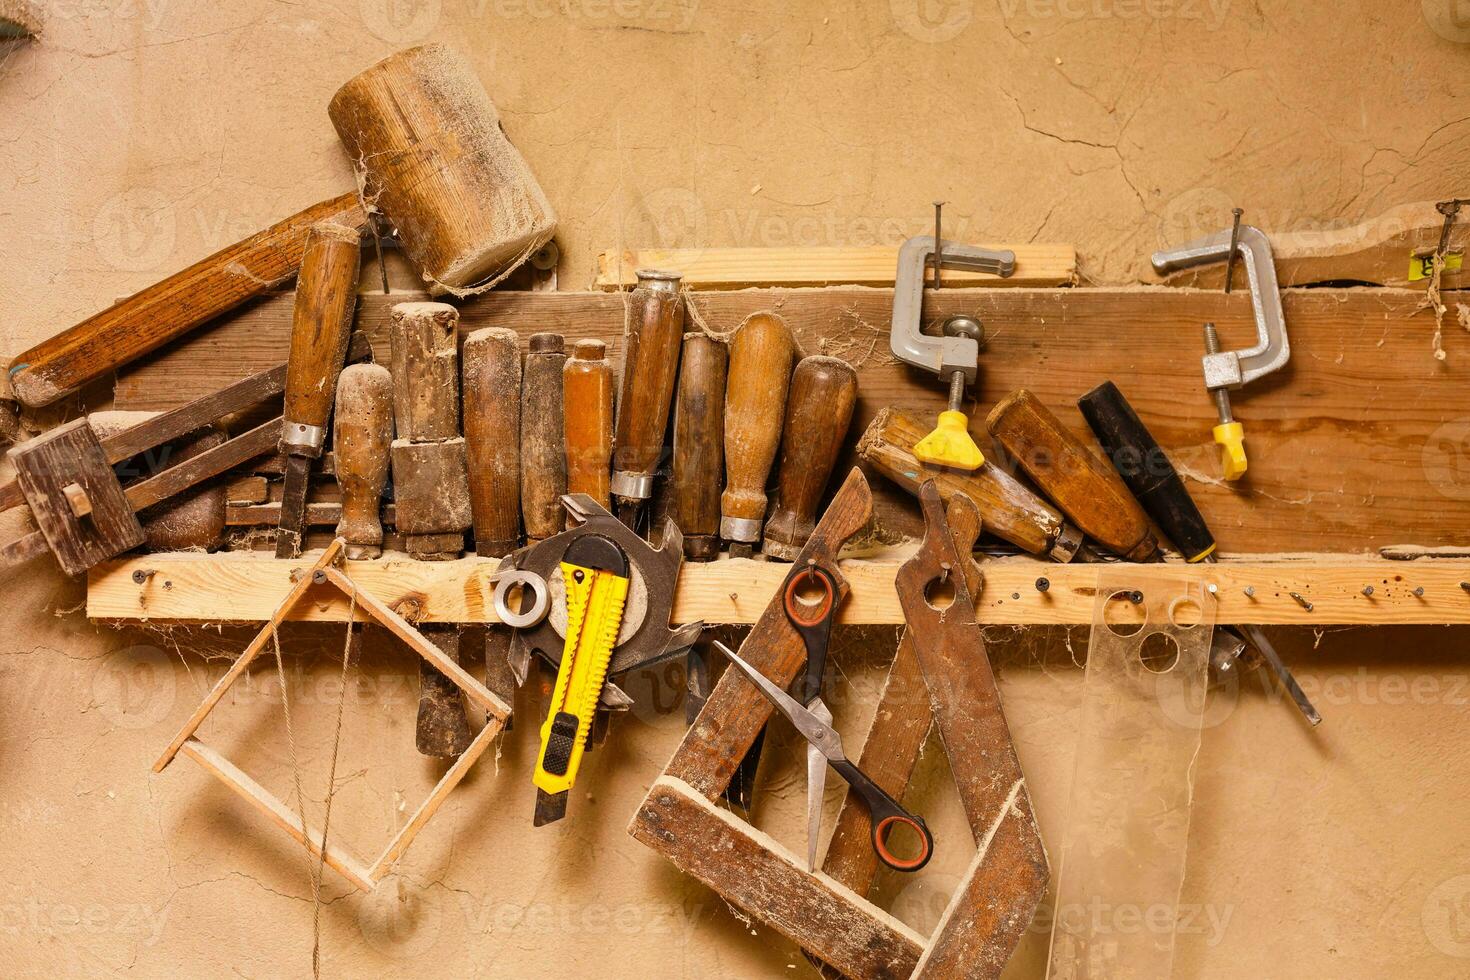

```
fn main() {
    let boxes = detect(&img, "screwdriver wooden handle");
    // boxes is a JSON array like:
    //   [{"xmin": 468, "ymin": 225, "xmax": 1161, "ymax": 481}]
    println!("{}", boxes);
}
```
[
  {"xmin": 8, "ymin": 194, "xmax": 369, "ymax": 409},
  {"xmin": 333, "ymin": 363, "xmax": 393, "ymax": 560},
  {"xmin": 462, "ymin": 328, "xmax": 522, "ymax": 557},
  {"xmin": 521, "ymin": 333, "xmax": 567, "ymax": 543},
  {"xmin": 986, "ymin": 388, "xmax": 1159, "ymax": 562},
  {"xmin": 858, "ymin": 407, "xmax": 1083, "ymax": 560},
  {"xmin": 763, "ymin": 356, "xmax": 858, "ymax": 561},
  {"xmin": 1078, "ymin": 381, "xmax": 1216, "ymax": 562},
  {"xmin": 563, "ymin": 339, "xmax": 614, "ymax": 512},
  {"xmin": 611, "ymin": 271, "xmax": 684, "ymax": 511},
  {"xmin": 721, "ymin": 312, "xmax": 795, "ymax": 553},
  {"xmin": 671, "ymin": 334, "xmax": 727, "ymax": 561},
  {"xmin": 281, "ymin": 222, "xmax": 362, "ymax": 455}
]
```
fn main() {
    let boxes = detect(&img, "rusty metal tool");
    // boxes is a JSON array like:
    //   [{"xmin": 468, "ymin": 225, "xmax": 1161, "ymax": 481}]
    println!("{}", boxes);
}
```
[
  {"xmin": 1078, "ymin": 380, "xmax": 1321, "ymax": 725},
  {"xmin": 893, "ymin": 481, "xmax": 1048, "ymax": 976},
  {"xmin": 275, "ymin": 222, "xmax": 361, "ymax": 558},
  {"xmin": 721, "ymin": 312, "xmax": 795, "ymax": 558},
  {"xmin": 611, "ymin": 270, "xmax": 685, "ymax": 531},
  {"xmin": 0, "ymin": 335, "xmax": 370, "ymax": 575}
]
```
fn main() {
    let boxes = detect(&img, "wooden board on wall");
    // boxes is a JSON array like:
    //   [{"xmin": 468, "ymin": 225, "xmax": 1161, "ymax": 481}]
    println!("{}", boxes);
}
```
[{"xmin": 115, "ymin": 285, "xmax": 1470, "ymax": 554}]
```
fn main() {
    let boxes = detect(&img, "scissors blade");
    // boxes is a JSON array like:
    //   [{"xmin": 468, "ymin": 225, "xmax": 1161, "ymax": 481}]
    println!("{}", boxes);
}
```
[
  {"xmin": 806, "ymin": 698, "xmax": 832, "ymax": 872},
  {"xmin": 711, "ymin": 641, "xmax": 846, "ymax": 764}
]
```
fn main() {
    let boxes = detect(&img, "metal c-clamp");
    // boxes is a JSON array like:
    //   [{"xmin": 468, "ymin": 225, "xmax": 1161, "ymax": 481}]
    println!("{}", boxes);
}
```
[{"xmin": 1151, "ymin": 224, "xmax": 1290, "ymax": 479}]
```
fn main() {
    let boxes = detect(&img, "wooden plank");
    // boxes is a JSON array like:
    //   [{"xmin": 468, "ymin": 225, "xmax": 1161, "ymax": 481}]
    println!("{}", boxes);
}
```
[
  {"xmin": 123, "ymin": 419, "xmax": 279, "ymax": 513},
  {"xmin": 593, "ymin": 244, "xmax": 1077, "ymax": 290},
  {"xmin": 629, "ymin": 776, "xmax": 926, "ymax": 980},
  {"xmin": 179, "ymin": 738, "xmax": 375, "ymax": 892},
  {"xmin": 113, "ymin": 286, "xmax": 1470, "ymax": 555},
  {"xmin": 88, "ymin": 550, "xmax": 1470, "ymax": 627},
  {"xmin": 1155, "ymin": 201, "xmax": 1469, "ymax": 289}
]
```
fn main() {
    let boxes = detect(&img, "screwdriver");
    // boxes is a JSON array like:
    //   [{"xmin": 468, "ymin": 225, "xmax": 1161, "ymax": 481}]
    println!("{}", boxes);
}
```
[
  {"xmin": 1078, "ymin": 380, "xmax": 1321, "ymax": 725},
  {"xmin": 611, "ymin": 270, "xmax": 685, "ymax": 532},
  {"xmin": 275, "ymin": 222, "xmax": 361, "ymax": 558}
]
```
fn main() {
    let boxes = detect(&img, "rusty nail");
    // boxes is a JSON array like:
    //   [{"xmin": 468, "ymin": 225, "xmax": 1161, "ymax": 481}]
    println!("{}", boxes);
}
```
[
  {"xmin": 1243, "ymin": 586, "xmax": 1255, "ymax": 598},
  {"xmin": 1034, "ymin": 576, "xmax": 1050, "ymax": 593},
  {"xmin": 1289, "ymin": 591, "xmax": 1313, "ymax": 612},
  {"xmin": 131, "ymin": 569, "xmax": 156, "ymax": 585},
  {"xmin": 1362, "ymin": 585, "xmax": 1374, "ymax": 597},
  {"xmin": 1413, "ymin": 586, "xmax": 1425, "ymax": 598}
]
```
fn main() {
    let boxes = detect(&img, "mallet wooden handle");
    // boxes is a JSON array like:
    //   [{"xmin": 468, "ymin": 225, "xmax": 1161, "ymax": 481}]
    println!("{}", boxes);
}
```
[
  {"xmin": 462, "ymin": 328, "xmax": 522, "ymax": 557},
  {"xmin": 9, "ymin": 194, "xmax": 368, "ymax": 409},
  {"xmin": 763, "ymin": 356, "xmax": 858, "ymax": 561},
  {"xmin": 521, "ymin": 333, "xmax": 567, "ymax": 543},
  {"xmin": 986, "ymin": 388, "xmax": 1159, "ymax": 561},
  {"xmin": 333, "ymin": 364, "xmax": 393, "ymax": 560},
  {"xmin": 858, "ymin": 407, "xmax": 1084, "ymax": 561},
  {"xmin": 671, "ymin": 334, "xmax": 727, "ymax": 561},
  {"xmin": 611, "ymin": 271, "xmax": 684, "ymax": 518},
  {"xmin": 721, "ymin": 312, "xmax": 795, "ymax": 555},
  {"xmin": 563, "ymin": 339, "xmax": 614, "ymax": 512}
]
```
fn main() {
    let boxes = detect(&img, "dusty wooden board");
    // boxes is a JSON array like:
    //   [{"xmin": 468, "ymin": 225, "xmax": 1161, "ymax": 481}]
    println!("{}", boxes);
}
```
[
  {"xmin": 87, "ymin": 551, "xmax": 1470, "ymax": 626},
  {"xmin": 1154, "ymin": 201, "xmax": 1469, "ymax": 290},
  {"xmin": 113, "ymin": 286, "xmax": 1470, "ymax": 554},
  {"xmin": 593, "ymin": 244, "xmax": 1077, "ymax": 290}
]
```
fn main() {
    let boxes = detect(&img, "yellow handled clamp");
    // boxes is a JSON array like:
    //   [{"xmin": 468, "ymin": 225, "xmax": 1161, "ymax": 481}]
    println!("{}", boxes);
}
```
[{"xmin": 533, "ymin": 533, "xmax": 630, "ymax": 826}]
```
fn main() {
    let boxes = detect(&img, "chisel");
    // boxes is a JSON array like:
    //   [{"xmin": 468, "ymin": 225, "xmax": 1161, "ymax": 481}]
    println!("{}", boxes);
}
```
[
  {"xmin": 274, "ymin": 222, "xmax": 362, "ymax": 559},
  {"xmin": 563, "ymin": 339, "xmax": 614, "ymax": 513},
  {"xmin": 521, "ymin": 333, "xmax": 568, "ymax": 545},
  {"xmin": 332, "ymin": 363, "xmax": 393, "ymax": 560},
  {"xmin": 763, "ymin": 356, "xmax": 859, "ymax": 560},
  {"xmin": 1078, "ymin": 381, "xmax": 1321, "ymax": 725},
  {"xmin": 721, "ymin": 312, "xmax": 795, "ymax": 558},
  {"xmin": 611, "ymin": 271, "xmax": 684, "ymax": 531}
]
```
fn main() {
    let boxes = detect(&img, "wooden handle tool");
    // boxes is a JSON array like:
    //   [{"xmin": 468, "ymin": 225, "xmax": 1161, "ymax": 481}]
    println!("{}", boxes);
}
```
[
  {"xmin": 521, "ymin": 333, "xmax": 567, "ymax": 544},
  {"xmin": 611, "ymin": 270, "xmax": 684, "ymax": 529},
  {"xmin": 671, "ymin": 334, "xmax": 727, "ymax": 561},
  {"xmin": 721, "ymin": 312, "xmax": 795, "ymax": 557},
  {"xmin": 8, "ymin": 195, "xmax": 368, "ymax": 409},
  {"xmin": 563, "ymin": 339, "xmax": 614, "ymax": 514},
  {"xmin": 763, "ymin": 356, "xmax": 858, "ymax": 561},
  {"xmin": 274, "ymin": 222, "xmax": 362, "ymax": 559},
  {"xmin": 333, "ymin": 363, "xmax": 393, "ymax": 560},
  {"xmin": 463, "ymin": 328, "xmax": 523, "ymax": 557},
  {"xmin": 857, "ymin": 407, "xmax": 1085, "ymax": 561},
  {"xmin": 416, "ymin": 625, "xmax": 474, "ymax": 758},
  {"xmin": 986, "ymin": 388, "xmax": 1159, "ymax": 561}
]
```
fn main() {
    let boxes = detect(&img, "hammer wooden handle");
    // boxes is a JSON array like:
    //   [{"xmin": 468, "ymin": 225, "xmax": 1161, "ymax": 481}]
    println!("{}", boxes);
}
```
[
  {"xmin": 563, "ymin": 339, "xmax": 613, "ymax": 511},
  {"xmin": 986, "ymin": 388, "xmax": 1159, "ymax": 561},
  {"xmin": 858, "ymin": 407, "xmax": 1078, "ymax": 559},
  {"xmin": 671, "ymin": 334, "xmax": 727, "ymax": 561},
  {"xmin": 462, "ymin": 328, "xmax": 522, "ymax": 556},
  {"xmin": 763, "ymin": 356, "xmax": 858, "ymax": 561},
  {"xmin": 281, "ymin": 222, "xmax": 361, "ymax": 449},
  {"xmin": 9, "ymin": 193, "xmax": 368, "ymax": 409},
  {"xmin": 721, "ymin": 312, "xmax": 795, "ymax": 548},
  {"xmin": 333, "ymin": 364, "xmax": 393, "ymax": 560}
]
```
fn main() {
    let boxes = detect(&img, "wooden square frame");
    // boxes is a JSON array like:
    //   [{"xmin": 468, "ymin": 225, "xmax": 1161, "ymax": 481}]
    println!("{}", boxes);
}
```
[{"xmin": 152, "ymin": 538, "xmax": 512, "ymax": 891}]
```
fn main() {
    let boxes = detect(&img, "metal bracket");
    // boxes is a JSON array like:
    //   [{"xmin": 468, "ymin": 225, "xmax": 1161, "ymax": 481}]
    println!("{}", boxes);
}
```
[
  {"xmin": 1151, "ymin": 224, "xmax": 1290, "ymax": 390},
  {"xmin": 889, "ymin": 236, "xmax": 1015, "ymax": 384}
]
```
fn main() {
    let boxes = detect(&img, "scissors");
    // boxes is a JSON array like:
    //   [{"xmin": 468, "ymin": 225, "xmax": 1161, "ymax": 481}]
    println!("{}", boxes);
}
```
[
  {"xmin": 782, "ymin": 564, "xmax": 840, "ymax": 874},
  {"xmin": 712, "ymin": 637, "xmax": 934, "ymax": 873}
]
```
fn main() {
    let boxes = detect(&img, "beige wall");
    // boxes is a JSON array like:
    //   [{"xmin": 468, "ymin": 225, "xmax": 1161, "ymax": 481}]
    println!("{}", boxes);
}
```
[{"xmin": 2, "ymin": 2, "xmax": 1469, "ymax": 976}]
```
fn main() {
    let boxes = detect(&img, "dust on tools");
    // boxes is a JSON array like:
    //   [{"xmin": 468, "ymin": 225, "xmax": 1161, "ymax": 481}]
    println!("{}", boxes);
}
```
[
  {"xmin": 888, "ymin": 203, "xmax": 1015, "ymax": 471},
  {"xmin": 533, "ymin": 534, "xmax": 631, "ymax": 826},
  {"xmin": 1078, "ymin": 379, "xmax": 1321, "ymax": 725},
  {"xmin": 1151, "ymin": 219, "xmax": 1290, "ymax": 481},
  {"xmin": 712, "ymin": 639, "xmax": 934, "ymax": 873}
]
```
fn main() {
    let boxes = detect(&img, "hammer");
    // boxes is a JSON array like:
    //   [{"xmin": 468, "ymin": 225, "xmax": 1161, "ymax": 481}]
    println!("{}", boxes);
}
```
[{"xmin": 9, "ymin": 43, "xmax": 556, "ymax": 409}]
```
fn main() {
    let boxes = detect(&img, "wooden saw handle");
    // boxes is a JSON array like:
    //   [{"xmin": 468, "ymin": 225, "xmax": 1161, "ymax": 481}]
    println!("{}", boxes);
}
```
[{"xmin": 9, "ymin": 193, "xmax": 368, "ymax": 409}]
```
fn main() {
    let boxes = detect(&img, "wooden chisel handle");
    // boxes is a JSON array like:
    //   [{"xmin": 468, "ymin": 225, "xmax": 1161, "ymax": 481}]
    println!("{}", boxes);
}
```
[
  {"xmin": 463, "ymin": 328, "xmax": 522, "ymax": 557},
  {"xmin": 521, "ymin": 333, "xmax": 567, "ymax": 543},
  {"xmin": 333, "ymin": 364, "xmax": 393, "ymax": 560},
  {"xmin": 763, "ymin": 356, "xmax": 858, "ymax": 561},
  {"xmin": 671, "ymin": 334, "xmax": 727, "ymax": 561},
  {"xmin": 563, "ymin": 339, "xmax": 614, "ymax": 512},
  {"xmin": 857, "ymin": 407, "xmax": 1084, "ymax": 560},
  {"xmin": 9, "ymin": 193, "xmax": 368, "ymax": 409},
  {"xmin": 611, "ymin": 271, "xmax": 684, "ymax": 513},
  {"xmin": 986, "ymin": 388, "xmax": 1159, "ymax": 561},
  {"xmin": 721, "ymin": 312, "xmax": 795, "ymax": 555},
  {"xmin": 281, "ymin": 222, "xmax": 362, "ymax": 456}
]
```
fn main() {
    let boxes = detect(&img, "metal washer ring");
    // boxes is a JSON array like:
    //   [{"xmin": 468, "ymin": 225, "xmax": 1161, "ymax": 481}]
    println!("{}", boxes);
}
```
[{"xmin": 493, "ymin": 570, "xmax": 551, "ymax": 629}]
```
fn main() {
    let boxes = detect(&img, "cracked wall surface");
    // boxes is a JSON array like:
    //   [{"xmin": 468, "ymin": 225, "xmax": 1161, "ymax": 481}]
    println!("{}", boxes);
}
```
[{"xmin": 2, "ymin": 2, "xmax": 1469, "ymax": 977}]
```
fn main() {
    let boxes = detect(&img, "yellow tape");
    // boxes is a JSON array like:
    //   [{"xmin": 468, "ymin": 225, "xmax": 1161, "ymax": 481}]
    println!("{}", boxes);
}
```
[{"xmin": 1408, "ymin": 251, "xmax": 1463, "ymax": 282}]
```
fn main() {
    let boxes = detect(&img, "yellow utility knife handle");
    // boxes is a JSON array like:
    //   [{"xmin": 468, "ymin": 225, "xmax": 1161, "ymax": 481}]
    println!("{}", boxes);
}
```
[{"xmin": 533, "ymin": 559, "xmax": 629, "ymax": 797}]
